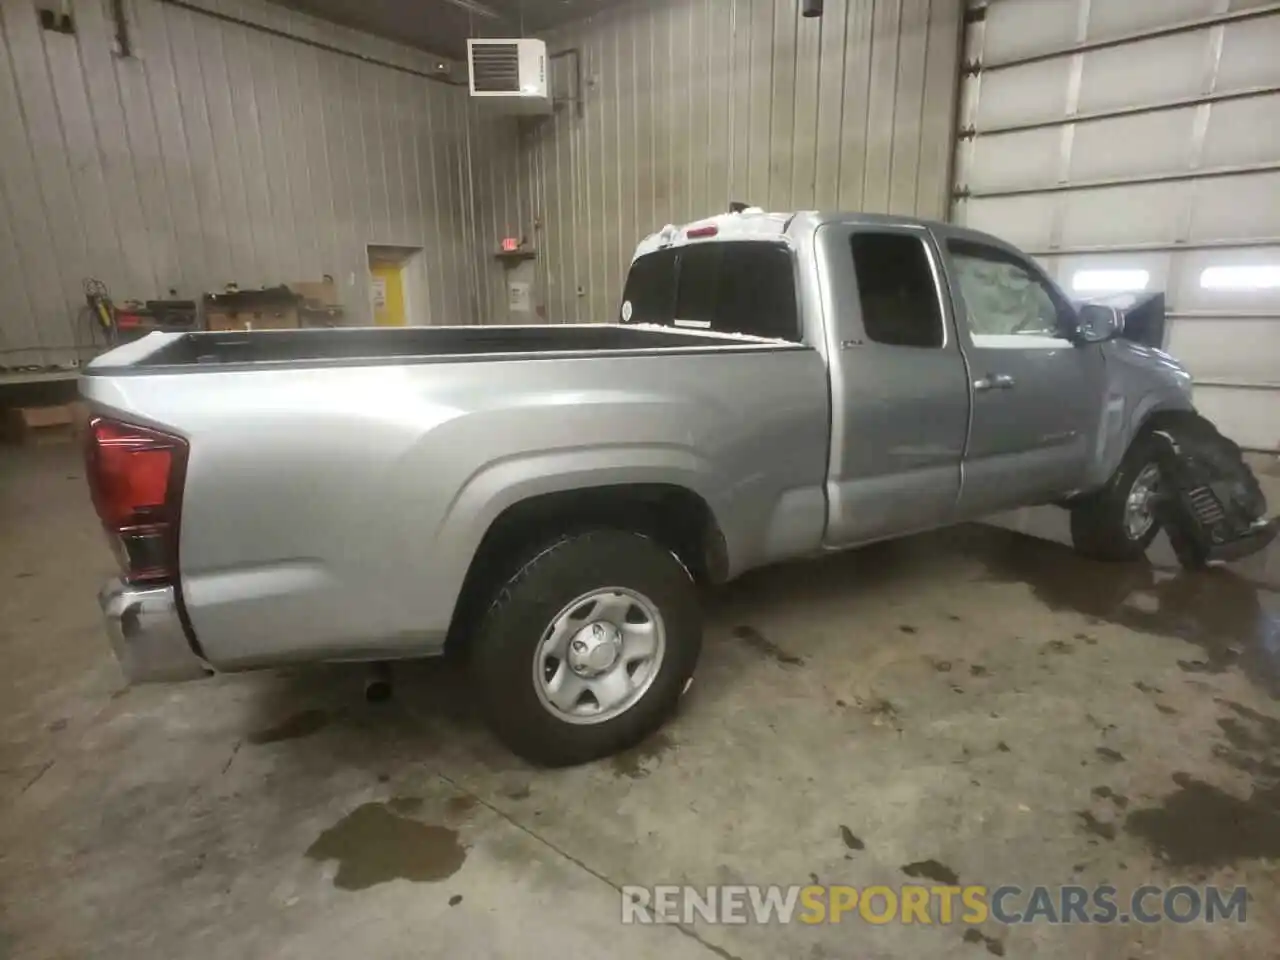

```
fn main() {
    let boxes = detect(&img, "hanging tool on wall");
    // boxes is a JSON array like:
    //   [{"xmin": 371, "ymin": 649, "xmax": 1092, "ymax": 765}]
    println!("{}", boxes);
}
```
[{"xmin": 83, "ymin": 278, "xmax": 118, "ymax": 345}]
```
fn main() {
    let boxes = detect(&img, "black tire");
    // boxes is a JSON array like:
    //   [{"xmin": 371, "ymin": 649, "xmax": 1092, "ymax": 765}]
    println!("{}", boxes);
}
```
[
  {"xmin": 1070, "ymin": 431, "xmax": 1165, "ymax": 562},
  {"xmin": 470, "ymin": 529, "xmax": 701, "ymax": 766}
]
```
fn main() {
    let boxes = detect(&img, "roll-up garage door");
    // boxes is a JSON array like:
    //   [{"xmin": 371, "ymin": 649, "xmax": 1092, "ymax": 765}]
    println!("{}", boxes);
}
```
[{"xmin": 953, "ymin": 0, "xmax": 1280, "ymax": 452}]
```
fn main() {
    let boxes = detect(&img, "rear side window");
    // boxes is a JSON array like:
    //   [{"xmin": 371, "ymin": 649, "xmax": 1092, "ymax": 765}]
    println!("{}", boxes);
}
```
[
  {"xmin": 619, "ymin": 249, "xmax": 676, "ymax": 324},
  {"xmin": 849, "ymin": 233, "xmax": 943, "ymax": 348},
  {"xmin": 621, "ymin": 241, "xmax": 800, "ymax": 341}
]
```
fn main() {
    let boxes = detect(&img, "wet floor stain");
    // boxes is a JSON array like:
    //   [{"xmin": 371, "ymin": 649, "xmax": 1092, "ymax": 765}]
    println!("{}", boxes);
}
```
[
  {"xmin": 901, "ymin": 860, "xmax": 958, "ymax": 884},
  {"xmin": 1076, "ymin": 810, "xmax": 1117, "ymax": 841},
  {"xmin": 956, "ymin": 524, "xmax": 1280, "ymax": 695},
  {"xmin": 996, "ymin": 741, "xmax": 1011, "ymax": 753},
  {"xmin": 247, "ymin": 709, "xmax": 330, "ymax": 745},
  {"xmin": 1095, "ymin": 746, "xmax": 1126, "ymax": 763},
  {"xmin": 969, "ymin": 664, "xmax": 989, "ymax": 677},
  {"xmin": 1127, "ymin": 698, "xmax": 1280, "ymax": 867},
  {"xmin": 1091, "ymin": 786, "xmax": 1129, "ymax": 809},
  {"xmin": 1155, "ymin": 703, "xmax": 1178, "ymax": 715},
  {"xmin": 306, "ymin": 800, "xmax": 466, "ymax": 890},
  {"xmin": 1177, "ymin": 658, "xmax": 1216, "ymax": 674},
  {"xmin": 610, "ymin": 731, "xmax": 675, "ymax": 780},
  {"xmin": 838, "ymin": 825, "xmax": 865, "ymax": 850},
  {"xmin": 1085, "ymin": 714, "xmax": 1117, "ymax": 734},
  {"xmin": 449, "ymin": 894, "xmax": 463, "ymax": 906},
  {"xmin": 856, "ymin": 696, "xmax": 903, "ymax": 731},
  {"xmin": 731, "ymin": 625, "xmax": 804, "ymax": 666},
  {"xmin": 1125, "ymin": 773, "xmax": 1280, "ymax": 868},
  {"xmin": 387, "ymin": 797, "xmax": 424, "ymax": 814},
  {"xmin": 1132, "ymin": 680, "xmax": 1162, "ymax": 694},
  {"xmin": 446, "ymin": 795, "xmax": 479, "ymax": 817},
  {"xmin": 899, "ymin": 624, "xmax": 917, "ymax": 635},
  {"xmin": 962, "ymin": 928, "xmax": 1006, "ymax": 956},
  {"xmin": 927, "ymin": 657, "xmax": 953, "ymax": 672}
]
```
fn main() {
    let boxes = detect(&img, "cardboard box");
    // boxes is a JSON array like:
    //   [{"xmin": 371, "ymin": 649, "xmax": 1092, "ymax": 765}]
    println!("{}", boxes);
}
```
[
  {"xmin": 4, "ymin": 403, "xmax": 82, "ymax": 445},
  {"xmin": 290, "ymin": 279, "xmax": 340, "ymax": 307},
  {"xmin": 291, "ymin": 279, "xmax": 346, "ymax": 328},
  {"xmin": 205, "ymin": 306, "xmax": 300, "ymax": 332},
  {"xmin": 203, "ymin": 287, "xmax": 302, "ymax": 332}
]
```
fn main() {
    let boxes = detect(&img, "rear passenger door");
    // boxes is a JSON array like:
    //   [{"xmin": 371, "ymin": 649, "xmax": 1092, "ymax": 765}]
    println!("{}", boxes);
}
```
[
  {"xmin": 944, "ymin": 238, "xmax": 1107, "ymax": 516},
  {"xmin": 818, "ymin": 224, "xmax": 970, "ymax": 546}
]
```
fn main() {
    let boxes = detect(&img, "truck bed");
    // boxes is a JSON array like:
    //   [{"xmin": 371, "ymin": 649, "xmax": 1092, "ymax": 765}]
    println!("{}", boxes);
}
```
[{"xmin": 85, "ymin": 324, "xmax": 789, "ymax": 374}]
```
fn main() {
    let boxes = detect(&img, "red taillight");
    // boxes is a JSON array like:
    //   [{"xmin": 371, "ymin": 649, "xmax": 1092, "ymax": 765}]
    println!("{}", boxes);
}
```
[
  {"xmin": 685, "ymin": 224, "xmax": 719, "ymax": 239},
  {"xmin": 84, "ymin": 417, "xmax": 188, "ymax": 584}
]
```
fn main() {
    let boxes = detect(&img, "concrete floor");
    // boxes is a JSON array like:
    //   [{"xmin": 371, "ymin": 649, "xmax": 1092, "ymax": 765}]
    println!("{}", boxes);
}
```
[{"xmin": 3, "ymin": 442, "xmax": 1280, "ymax": 960}]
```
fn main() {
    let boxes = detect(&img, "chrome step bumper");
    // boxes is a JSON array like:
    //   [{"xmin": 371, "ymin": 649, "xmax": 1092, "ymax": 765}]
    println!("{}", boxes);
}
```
[{"xmin": 99, "ymin": 580, "xmax": 212, "ymax": 683}]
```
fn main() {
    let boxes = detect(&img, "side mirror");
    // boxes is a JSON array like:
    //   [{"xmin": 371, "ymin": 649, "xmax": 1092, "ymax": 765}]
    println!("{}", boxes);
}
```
[{"xmin": 1075, "ymin": 303, "xmax": 1124, "ymax": 343}]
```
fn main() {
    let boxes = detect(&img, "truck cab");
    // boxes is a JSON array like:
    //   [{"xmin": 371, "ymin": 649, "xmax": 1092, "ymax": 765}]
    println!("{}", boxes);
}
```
[{"xmin": 620, "ymin": 209, "xmax": 1195, "ymax": 549}]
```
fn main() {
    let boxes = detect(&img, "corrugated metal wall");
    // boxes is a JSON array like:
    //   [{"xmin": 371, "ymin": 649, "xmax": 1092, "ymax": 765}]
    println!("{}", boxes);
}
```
[
  {"xmin": 0, "ymin": 0, "xmax": 476, "ymax": 368},
  {"xmin": 469, "ymin": 0, "xmax": 964, "ymax": 326}
]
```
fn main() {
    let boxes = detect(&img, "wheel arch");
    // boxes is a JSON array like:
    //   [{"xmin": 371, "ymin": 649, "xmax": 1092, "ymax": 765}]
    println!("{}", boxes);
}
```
[{"xmin": 446, "ymin": 481, "xmax": 727, "ymax": 654}]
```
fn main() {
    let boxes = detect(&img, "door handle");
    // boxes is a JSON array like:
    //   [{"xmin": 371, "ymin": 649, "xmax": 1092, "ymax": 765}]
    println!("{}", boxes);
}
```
[{"xmin": 974, "ymin": 372, "xmax": 1016, "ymax": 392}]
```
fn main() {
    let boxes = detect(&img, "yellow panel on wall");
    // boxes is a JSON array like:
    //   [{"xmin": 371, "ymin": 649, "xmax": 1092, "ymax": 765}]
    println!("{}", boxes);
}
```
[{"xmin": 370, "ymin": 264, "xmax": 406, "ymax": 326}]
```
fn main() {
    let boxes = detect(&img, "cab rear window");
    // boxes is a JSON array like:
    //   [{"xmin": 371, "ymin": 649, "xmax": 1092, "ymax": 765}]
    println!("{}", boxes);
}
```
[
  {"xmin": 619, "ymin": 248, "xmax": 676, "ymax": 325},
  {"xmin": 620, "ymin": 241, "xmax": 800, "ymax": 342}
]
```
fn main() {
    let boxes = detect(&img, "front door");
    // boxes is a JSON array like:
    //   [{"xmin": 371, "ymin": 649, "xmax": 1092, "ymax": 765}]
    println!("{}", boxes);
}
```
[
  {"xmin": 942, "ymin": 236, "xmax": 1107, "ymax": 517},
  {"xmin": 819, "ymin": 224, "xmax": 970, "ymax": 546}
]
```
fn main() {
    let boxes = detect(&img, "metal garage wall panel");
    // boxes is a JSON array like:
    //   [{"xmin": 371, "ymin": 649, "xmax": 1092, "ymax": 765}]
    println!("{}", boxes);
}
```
[
  {"xmin": 978, "ymin": 0, "xmax": 1078, "ymax": 61},
  {"xmin": 0, "ymin": 0, "xmax": 475, "ymax": 367},
  {"xmin": 1167, "ymin": 319, "xmax": 1280, "ymax": 384},
  {"xmin": 1078, "ymin": 33, "xmax": 1208, "ymax": 113},
  {"xmin": 1190, "ymin": 172, "xmax": 1280, "ymax": 241},
  {"xmin": 1217, "ymin": 13, "xmax": 1280, "ymax": 89},
  {"xmin": 1202, "ymin": 95, "xmax": 1280, "ymax": 166},
  {"xmin": 470, "ymin": 0, "xmax": 962, "ymax": 327},
  {"xmin": 956, "ymin": 0, "xmax": 1280, "ymax": 451}
]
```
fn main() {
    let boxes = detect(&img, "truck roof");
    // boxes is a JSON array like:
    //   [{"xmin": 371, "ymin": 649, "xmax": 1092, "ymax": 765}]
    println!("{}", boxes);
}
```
[{"xmin": 631, "ymin": 209, "xmax": 1006, "ymax": 260}]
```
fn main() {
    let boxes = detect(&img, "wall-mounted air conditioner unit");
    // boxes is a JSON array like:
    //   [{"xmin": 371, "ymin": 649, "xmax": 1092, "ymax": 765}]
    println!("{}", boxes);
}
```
[{"xmin": 467, "ymin": 38, "xmax": 552, "ymax": 115}]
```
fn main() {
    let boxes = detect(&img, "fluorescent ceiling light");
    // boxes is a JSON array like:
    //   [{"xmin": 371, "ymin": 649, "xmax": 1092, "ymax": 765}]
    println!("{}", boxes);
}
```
[
  {"xmin": 442, "ymin": 0, "xmax": 501, "ymax": 19},
  {"xmin": 1072, "ymin": 269, "xmax": 1150, "ymax": 293},
  {"xmin": 1200, "ymin": 265, "xmax": 1280, "ymax": 290}
]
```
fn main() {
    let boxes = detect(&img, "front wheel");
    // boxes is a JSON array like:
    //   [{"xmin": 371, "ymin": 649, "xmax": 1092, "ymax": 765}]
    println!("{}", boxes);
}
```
[
  {"xmin": 1070, "ymin": 432, "xmax": 1165, "ymax": 561},
  {"xmin": 470, "ymin": 529, "xmax": 702, "ymax": 766}
]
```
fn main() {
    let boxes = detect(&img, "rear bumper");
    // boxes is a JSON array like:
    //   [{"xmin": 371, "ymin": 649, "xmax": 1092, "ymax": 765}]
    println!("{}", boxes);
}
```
[{"xmin": 99, "ymin": 580, "xmax": 212, "ymax": 683}]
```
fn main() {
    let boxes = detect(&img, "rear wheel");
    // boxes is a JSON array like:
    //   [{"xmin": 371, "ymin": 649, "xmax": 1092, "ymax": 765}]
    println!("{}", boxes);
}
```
[{"xmin": 470, "ymin": 529, "xmax": 701, "ymax": 766}]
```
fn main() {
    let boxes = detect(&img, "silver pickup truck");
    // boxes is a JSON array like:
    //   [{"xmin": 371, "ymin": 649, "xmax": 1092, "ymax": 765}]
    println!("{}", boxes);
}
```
[{"xmin": 81, "ymin": 210, "xmax": 1265, "ymax": 765}]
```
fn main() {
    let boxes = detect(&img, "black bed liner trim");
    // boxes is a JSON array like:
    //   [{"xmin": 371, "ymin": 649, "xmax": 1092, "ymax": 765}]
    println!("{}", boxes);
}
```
[{"xmin": 84, "ymin": 326, "xmax": 808, "ymax": 376}]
